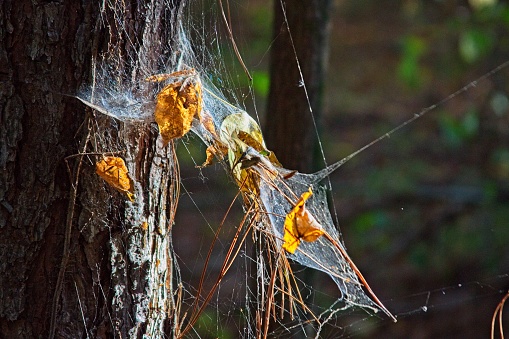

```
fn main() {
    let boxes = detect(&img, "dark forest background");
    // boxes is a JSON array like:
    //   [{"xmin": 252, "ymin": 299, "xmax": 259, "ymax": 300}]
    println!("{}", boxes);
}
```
[{"xmin": 174, "ymin": 0, "xmax": 509, "ymax": 337}]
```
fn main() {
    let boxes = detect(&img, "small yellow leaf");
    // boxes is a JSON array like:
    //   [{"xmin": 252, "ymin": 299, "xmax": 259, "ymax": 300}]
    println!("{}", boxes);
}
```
[
  {"xmin": 198, "ymin": 146, "xmax": 217, "ymax": 168},
  {"xmin": 96, "ymin": 156, "xmax": 135, "ymax": 201},
  {"xmin": 283, "ymin": 188, "xmax": 325, "ymax": 254},
  {"xmin": 197, "ymin": 144, "xmax": 227, "ymax": 168},
  {"xmin": 154, "ymin": 80, "xmax": 202, "ymax": 144},
  {"xmin": 200, "ymin": 110, "xmax": 220, "ymax": 140}
]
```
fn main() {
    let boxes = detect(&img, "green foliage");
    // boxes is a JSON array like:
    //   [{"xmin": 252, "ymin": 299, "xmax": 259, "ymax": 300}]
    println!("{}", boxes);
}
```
[
  {"xmin": 438, "ymin": 108, "xmax": 479, "ymax": 148},
  {"xmin": 252, "ymin": 70, "xmax": 270, "ymax": 97},
  {"xmin": 352, "ymin": 210, "xmax": 391, "ymax": 252},
  {"xmin": 175, "ymin": 134, "xmax": 204, "ymax": 167},
  {"xmin": 408, "ymin": 242, "xmax": 429, "ymax": 269},
  {"xmin": 364, "ymin": 162, "xmax": 416, "ymax": 199},
  {"xmin": 490, "ymin": 91, "xmax": 509, "ymax": 116},
  {"xmin": 245, "ymin": 5, "xmax": 273, "ymax": 56},
  {"xmin": 458, "ymin": 28, "xmax": 495, "ymax": 63},
  {"xmin": 457, "ymin": 1, "xmax": 509, "ymax": 63},
  {"xmin": 491, "ymin": 148, "xmax": 509, "ymax": 180},
  {"xmin": 353, "ymin": 210, "xmax": 390, "ymax": 233},
  {"xmin": 397, "ymin": 35, "xmax": 427, "ymax": 89},
  {"xmin": 195, "ymin": 309, "xmax": 234, "ymax": 339}
]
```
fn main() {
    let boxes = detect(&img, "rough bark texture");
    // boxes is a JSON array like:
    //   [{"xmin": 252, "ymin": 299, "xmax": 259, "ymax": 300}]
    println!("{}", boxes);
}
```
[
  {"xmin": 0, "ymin": 1, "xmax": 181, "ymax": 338},
  {"xmin": 264, "ymin": 0, "xmax": 332, "ymax": 173}
]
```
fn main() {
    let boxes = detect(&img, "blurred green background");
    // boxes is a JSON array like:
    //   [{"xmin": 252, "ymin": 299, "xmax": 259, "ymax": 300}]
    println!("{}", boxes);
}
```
[{"xmin": 173, "ymin": 0, "xmax": 509, "ymax": 337}]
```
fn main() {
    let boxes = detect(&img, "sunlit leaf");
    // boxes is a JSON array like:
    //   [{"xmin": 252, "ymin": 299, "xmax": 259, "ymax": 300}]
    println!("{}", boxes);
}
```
[
  {"xmin": 96, "ymin": 156, "xmax": 135, "ymax": 201},
  {"xmin": 468, "ymin": 0, "xmax": 497, "ymax": 11},
  {"xmin": 220, "ymin": 112, "xmax": 267, "ymax": 195},
  {"xmin": 237, "ymin": 131, "xmax": 281, "ymax": 166},
  {"xmin": 198, "ymin": 144, "xmax": 227, "ymax": 168},
  {"xmin": 490, "ymin": 92, "xmax": 509, "ymax": 117},
  {"xmin": 283, "ymin": 188, "xmax": 325, "ymax": 254},
  {"xmin": 154, "ymin": 79, "xmax": 202, "ymax": 144},
  {"xmin": 219, "ymin": 111, "xmax": 281, "ymax": 197},
  {"xmin": 200, "ymin": 109, "xmax": 220, "ymax": 140},
  {"xmin": 220, "ymin": 111, "xmax": 265, "ymax": 153}
]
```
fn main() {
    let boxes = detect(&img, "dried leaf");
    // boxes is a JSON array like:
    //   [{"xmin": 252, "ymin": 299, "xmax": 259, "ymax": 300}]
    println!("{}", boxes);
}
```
[
  {"xmin": 283, "ymin": 188, "xmax": 325, "ymax": 254},
  {"xmin": 96, "ymin": 156, "xmax": 135, "ymax": 201},
  {"xmin": 154, "ymin": 79, "xmax": 202, "ymax": 144},
  {"xmin": 220, "ymin": 112, "xmax": 265, "ymax": 152},
  {"xmin": 197, "ymin": 144, "xmax": 227, "ymax": 168},
  {"xmin": 200, "ymin": 109, "xmax": 220, "ymax": 140},
  {"xmin": 237, "ymin": 131, "xmax": 281, "ymax": 166},
  {"xmin": 219, "ymin": 112, "xmax": 280, "ymax": 198}
]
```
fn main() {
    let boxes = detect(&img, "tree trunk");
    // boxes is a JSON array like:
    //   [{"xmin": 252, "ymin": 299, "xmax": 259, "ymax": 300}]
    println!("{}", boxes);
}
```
[
  {"xmin": 264, "ymin": 0, "xmax": 332, "ymax": 173},
  {"xmin": 0, "ymin": 1, "xmax": 181, "ymax": 338},
  {"xmin": 263, "ymin": 2, "xmax": 332, "ymax": 337}
]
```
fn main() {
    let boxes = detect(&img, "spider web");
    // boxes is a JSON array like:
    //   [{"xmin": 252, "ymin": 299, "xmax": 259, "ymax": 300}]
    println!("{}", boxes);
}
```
[{"xmin": 76, "ymin": 0, "xmax": 509, "ymax": 337}]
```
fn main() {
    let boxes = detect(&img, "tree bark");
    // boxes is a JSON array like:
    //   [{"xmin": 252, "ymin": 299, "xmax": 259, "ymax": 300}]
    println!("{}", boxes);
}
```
[
  {"xmin": 264, "ymin": 0, "xmax": 332, "ymax": 173},
  {"xmin": 0, "ymin": 1, "xmax": 181, "ymax": 338}
]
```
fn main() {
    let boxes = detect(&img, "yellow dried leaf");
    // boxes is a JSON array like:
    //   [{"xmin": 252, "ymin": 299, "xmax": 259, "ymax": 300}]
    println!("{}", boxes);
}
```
[
  {"xmin": 283, "ymin": 188, "xmax": 325, "ymax": 253},
  {"xmin": 154, "ymin": 80, "xmax": 202, "ymax": 144},
  {"xmin": 96, "ymin": 156, "xmax": 135, "ymax": 201},
  {"xmin": 200, "ymin": 110, "xmax": 220, "ymax": 140},
  {"xmin": 220, "ymin": 112, "xmax": 265, "ymax": 153},
  {"xmin": 236, "ymin": 163, "xmax": 260, "ymax": 198},
  {"xmin": 219, "ymin": 112, "xmax": 281, "ymax": 198},
  {"xmin": 219, "ymin": 112, "xmax": 264, "ymax": 194},
  {"xmin": 237, "ymin": 131, "xmax": 281, "ymax": 167},
  {"xmin": 197, "ymin": 144, "xmax": 227, "ymax": 168},
  {"xmin": 199, "ymin": 146, "xmax": 217, "ymax": 168}
]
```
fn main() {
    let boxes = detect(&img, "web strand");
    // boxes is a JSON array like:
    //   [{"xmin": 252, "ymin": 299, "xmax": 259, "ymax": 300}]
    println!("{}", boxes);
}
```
[{"xmin": 313, "ymin": 59, "xmax": 509, "ymax": 181}]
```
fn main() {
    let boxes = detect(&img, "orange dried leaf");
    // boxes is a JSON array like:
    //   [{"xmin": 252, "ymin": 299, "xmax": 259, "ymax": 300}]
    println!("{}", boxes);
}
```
[
  {"xmin": 199, "ymin": 146, "xmax": 217, "ymax": 168},
  {"xmin": 283, "ymin": 188, "xmax": 325, "ymax": 253},
  {"xmin": 200, "ymin": 110, "xmax": 220, "ymax": 140},
  {"xmin": 96, "ymin": 156, "xmax": 135, "ymax": 201},
  {"xmin": 154, "ymin": 80, "xmax": 202, "ymax": 144},
  {"xmin": 197, "ymin": 145, "xmax": 227, "ymax": 168}
]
